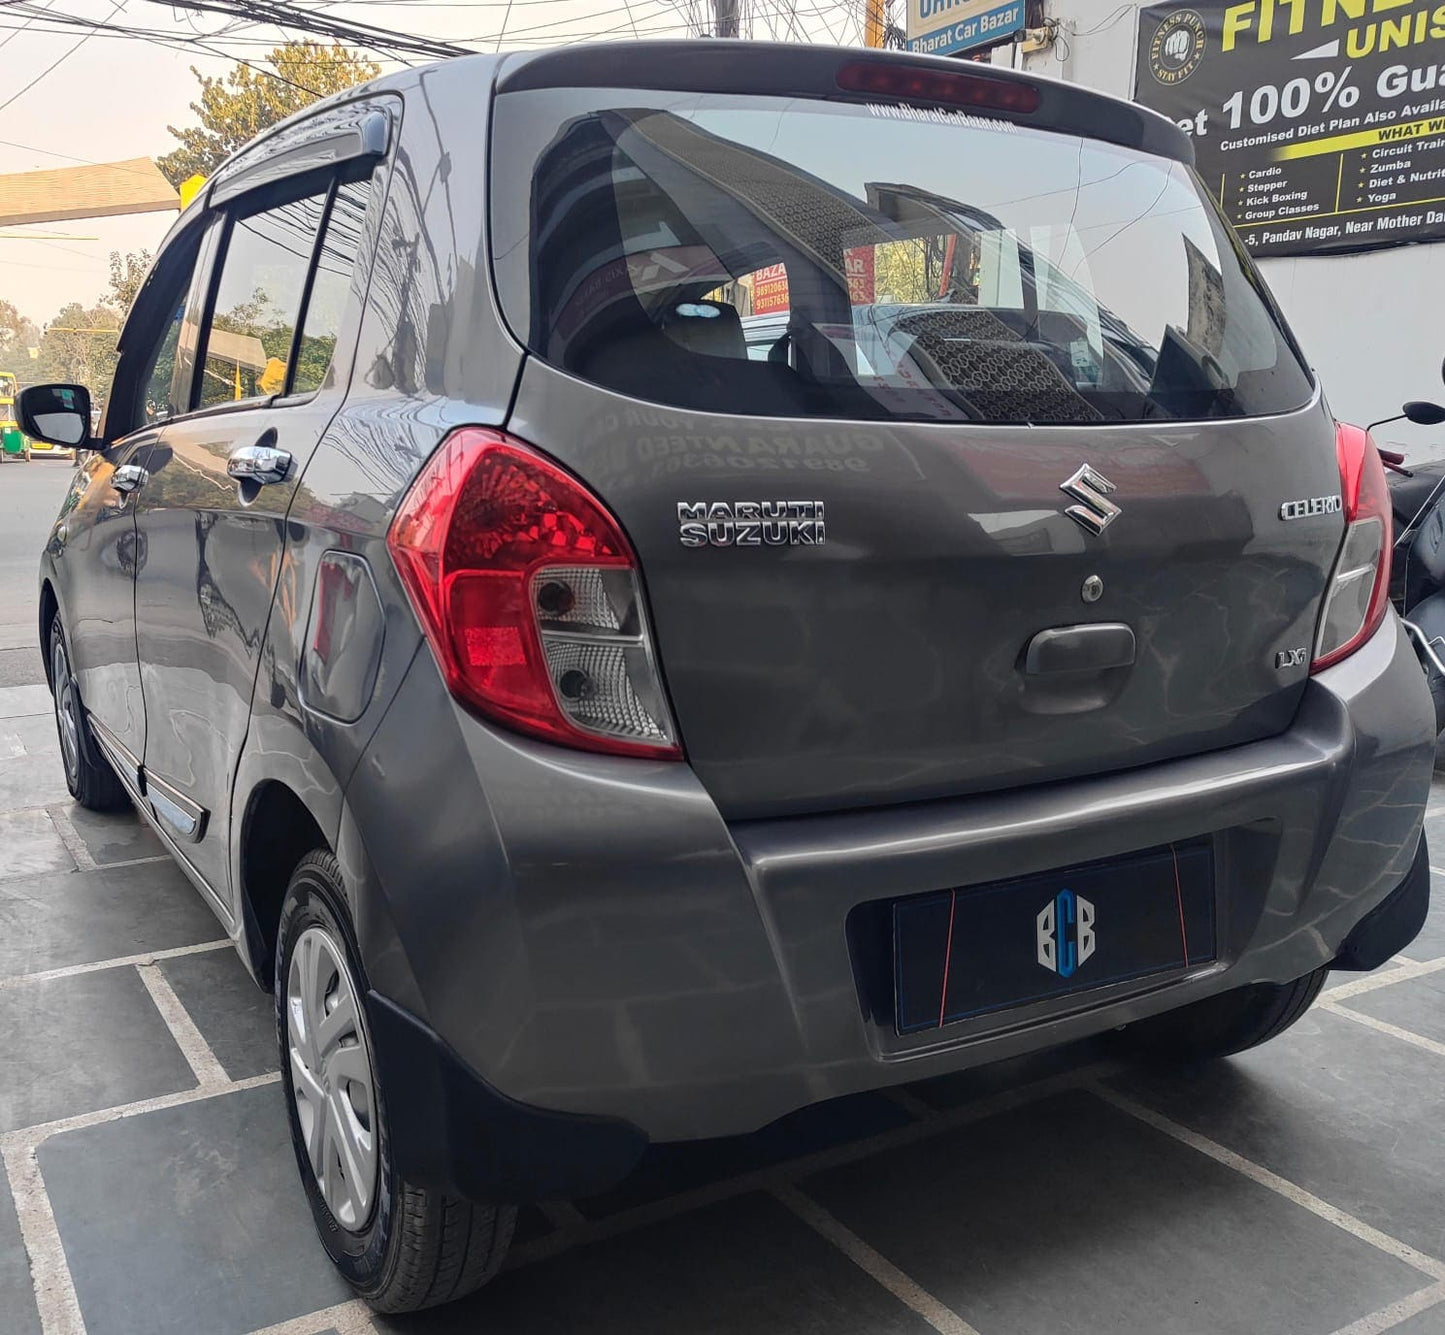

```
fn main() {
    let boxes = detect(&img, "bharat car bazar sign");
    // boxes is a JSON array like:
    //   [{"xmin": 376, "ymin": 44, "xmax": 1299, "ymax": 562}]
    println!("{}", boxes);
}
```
[
  {"xmin": 751, "ymin": 262, "xmax": 791, "ymax": 314},
  {"xmin": 845, "ymin": 247, "xmax": 877, "ymax": 303},
  {"xmin": 905, "ymin": 0, "xmax": 1024, "ymax": 56},
  {"xmin": 749, "ymin": 251, "xmax": 877, "ymax": 316},
  {"xmin": 1133, "ymin": 0, "xmax": 1445, "ymax": 257}
]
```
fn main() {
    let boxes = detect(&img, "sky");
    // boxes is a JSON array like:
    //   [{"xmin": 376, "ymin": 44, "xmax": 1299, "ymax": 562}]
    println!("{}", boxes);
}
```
[{"xmin": 0, "ymin": 0, "xmax": 866, "ymax": 327}]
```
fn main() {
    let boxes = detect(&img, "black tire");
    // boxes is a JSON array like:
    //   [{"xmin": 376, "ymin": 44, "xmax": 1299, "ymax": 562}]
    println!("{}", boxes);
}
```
[
  {"xmin": 48, "ymin": 616, "xmax": 129, "ymax": 811},
  {"xmin": 276, "ymin": 851, "xmax": 515, "ymax": 1313},
  {"xmin": 1115, "ymin": 966, "xmax": 1329, "ymax": 1062}
]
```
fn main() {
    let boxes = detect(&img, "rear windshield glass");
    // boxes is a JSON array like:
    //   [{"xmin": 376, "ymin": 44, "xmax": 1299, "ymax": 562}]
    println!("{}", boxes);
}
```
[{"xmin": 490, "ymin": 89, "xmax": 1313, "ymax": 425}]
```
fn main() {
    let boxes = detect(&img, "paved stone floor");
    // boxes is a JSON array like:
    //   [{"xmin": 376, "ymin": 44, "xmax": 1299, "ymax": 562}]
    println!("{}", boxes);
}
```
[
  {"xmin": 2, "ymin": 674, "xmax": 1445, "ymax": 1335},
  {"xmin": 5, "ymin": 466, "xmax": 1445, "ymax": 1335}
]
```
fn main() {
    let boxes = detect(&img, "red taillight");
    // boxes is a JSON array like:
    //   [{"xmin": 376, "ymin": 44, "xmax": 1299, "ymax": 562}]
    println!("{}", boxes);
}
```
[
  {"xmin": 387, "ymin": 428, "xmax": 680, "ymax": 758},
  {"xmin": 1312, "ymin": 422, "xmax": 1393, "ymax": 672},
  {"xmin": 835, "ymin": 60, "xmax": 1041, "ymax": 114}
]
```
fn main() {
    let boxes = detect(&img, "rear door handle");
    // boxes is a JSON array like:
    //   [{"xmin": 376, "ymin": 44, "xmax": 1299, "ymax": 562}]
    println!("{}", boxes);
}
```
[
  {"xmin": 1024, "ymin": 623, "xmax": 1136, "ymax": 675},
  {"xmin": 227, "ymin": 441, "xmax": 293, "ymax": 485}
]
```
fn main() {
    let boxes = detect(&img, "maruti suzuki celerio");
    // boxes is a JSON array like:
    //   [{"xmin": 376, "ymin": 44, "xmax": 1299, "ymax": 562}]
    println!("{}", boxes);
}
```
[{"xmin": 20, "ymin": 41, "xmax": 1435, "ymax": 1312}]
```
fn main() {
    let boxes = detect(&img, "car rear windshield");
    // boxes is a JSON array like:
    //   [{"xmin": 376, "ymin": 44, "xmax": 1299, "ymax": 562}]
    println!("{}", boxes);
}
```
[{"xmin": 490, "ymin": 88, "xmax": 1313, "ymax": 425}]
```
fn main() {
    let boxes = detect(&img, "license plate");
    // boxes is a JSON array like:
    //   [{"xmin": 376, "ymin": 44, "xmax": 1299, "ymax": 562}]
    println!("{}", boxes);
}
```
[{"xmin": 893, "ymin": 841, "xmax": 1215, "ymax": 1034}]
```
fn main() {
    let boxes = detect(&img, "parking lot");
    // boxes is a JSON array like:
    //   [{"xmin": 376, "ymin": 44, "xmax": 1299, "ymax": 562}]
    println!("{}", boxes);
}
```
[{"xmin": 5, "ymin": 460, "xmax": 1445, "ymax": 1335}]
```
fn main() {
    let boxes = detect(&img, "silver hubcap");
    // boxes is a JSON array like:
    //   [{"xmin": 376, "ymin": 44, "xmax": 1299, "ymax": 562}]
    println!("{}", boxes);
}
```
[
  {"xmin": 51, "ymin": 636, "xmax": 79, "ymax": 782},
  {"xmin": 286, "ymin": 926, "xmax": 378, "ymax": 1230}
]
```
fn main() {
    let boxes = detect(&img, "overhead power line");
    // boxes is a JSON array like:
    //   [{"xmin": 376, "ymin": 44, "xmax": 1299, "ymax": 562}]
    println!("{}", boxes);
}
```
[
  {"xmin": 134, "ymin": 0, "xmax": 471, "ymax": 61},
  {"xmin": 0, "ymin": 3, "xmax": 408, "ymax": 89},
  {"xmin": 0, "ymin": 0, "xmax": 125, "ymax": 113},
  {"xmin": 0, "ymin": 0, "xmax": 868, "ymax": 104},
  {"xmin": 0, "ymin": 0, "xmax": 56, "ymax": 48}
]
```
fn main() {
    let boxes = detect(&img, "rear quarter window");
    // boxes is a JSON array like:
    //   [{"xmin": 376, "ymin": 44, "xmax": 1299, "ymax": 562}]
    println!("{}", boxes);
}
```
[{"xmin": 490, "ymin": 89, "xmax": 1313, "ymax": 425}]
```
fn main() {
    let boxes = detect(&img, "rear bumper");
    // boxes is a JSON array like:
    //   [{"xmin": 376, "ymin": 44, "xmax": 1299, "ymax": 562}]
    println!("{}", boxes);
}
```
[{"xmin": 347, "ymin": 613, "xmax": 1434, "ymax": 1183}]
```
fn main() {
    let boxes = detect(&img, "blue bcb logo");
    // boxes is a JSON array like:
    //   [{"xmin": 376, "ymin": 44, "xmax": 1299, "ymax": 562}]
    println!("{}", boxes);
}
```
[{"xmin": 1036, "ymin": 888, "xmax": 1097, "ymax": 978}]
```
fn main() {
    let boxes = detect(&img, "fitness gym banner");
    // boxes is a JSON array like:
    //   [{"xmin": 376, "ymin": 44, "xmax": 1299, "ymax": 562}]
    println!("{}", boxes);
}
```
[{"xmin": 1133, "ymin": 0, "xmax": 1445, "ymax": 256}]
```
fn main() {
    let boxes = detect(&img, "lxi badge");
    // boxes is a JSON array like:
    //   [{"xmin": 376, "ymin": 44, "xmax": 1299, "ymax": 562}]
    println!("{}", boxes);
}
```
[{"xmin": 1036, "ymin": 888, "xmax": 1096, "ymax": 978}]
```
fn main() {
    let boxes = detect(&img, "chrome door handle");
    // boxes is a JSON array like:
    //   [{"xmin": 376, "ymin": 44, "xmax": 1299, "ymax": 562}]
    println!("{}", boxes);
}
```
[
  {"xmin": 112, "ymin": 463, "xmax": 147, "ymax": 493},
  {"xmin": 227, "ymin": 443, "xmax": 293, "ymax": 485}
]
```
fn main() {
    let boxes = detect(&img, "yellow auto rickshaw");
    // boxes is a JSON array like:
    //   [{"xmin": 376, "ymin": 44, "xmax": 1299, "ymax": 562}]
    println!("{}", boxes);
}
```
[{"xmin": 0, "ymin": 371, "xmax": 30, "ymax": 462}]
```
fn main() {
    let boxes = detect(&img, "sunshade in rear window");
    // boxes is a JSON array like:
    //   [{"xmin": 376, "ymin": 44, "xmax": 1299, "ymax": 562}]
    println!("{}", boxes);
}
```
[{"xmin": 490, "ymin": 88, "xmax": 1313, "ymax": 425}]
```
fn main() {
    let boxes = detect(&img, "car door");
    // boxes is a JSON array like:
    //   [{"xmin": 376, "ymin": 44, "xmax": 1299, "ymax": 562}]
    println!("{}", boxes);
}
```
[
  {"xmin": 57, "ymin": 228, "xmax": 206, "ymax": 780},
  {"xmin": 131, "ymin": 143, "xmax": 382, "ymax": 906}
]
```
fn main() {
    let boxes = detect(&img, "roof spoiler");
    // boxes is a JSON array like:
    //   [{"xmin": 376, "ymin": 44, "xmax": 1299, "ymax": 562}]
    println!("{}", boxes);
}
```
[{"xmin": 495, "ymin": 40, "xmax": 1193, "ymax": 165}]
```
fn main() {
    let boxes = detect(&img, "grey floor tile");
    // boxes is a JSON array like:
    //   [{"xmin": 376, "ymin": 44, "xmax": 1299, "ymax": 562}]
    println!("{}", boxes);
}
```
[
  {"xmin": 1400, "ymin": 868, "xmax": 1445, "ymax": 962},
  {"xmin": 0, "ymin": 969, "xmax": 196, "ymax": 1132},
  {"xmin": 576, "ymin": 1090, "xmax": 912, "ymax": 1219},
  {"xmin": 1340, "ymin": 970, "xmax": 1445, "ymax": 1045},
  {"xmin": 39, "ymin": 1082, "xmax": 349, "ymax": 1335},
  {"xmin": 375, "ymin": 1193, "xmax": 936, "ymax": 1335},
  {"xmin": 0, "ymin": 858, "xmax": 222, "ymax": 978},
  {"xmin": 0, "ymin": 685, "xmax": 50, "ymax": 720},
  {"xmin": 157, "ymin": 947, "xmax": 274, "ymax": 1081},
  {"xmin": 0, "ymin": 714, "xmax": 55, "ymax": 758},
  {"xmin": 0, "ymin": 647, "xmax": 45, "ymax": 689},
  {"xmin": 59, "ymin": 803, "xmax": 163, "ymax": 867},
  {"xmin": 1108, "ymin": 1008, "xmax": 1445, "ymax": 1261},
  {"xmin": 0, "ymin": 623, "xmax": 35, "ymax": 653},
  {"xmin": 1390, "ymin": 1297, "xmax": 1445, "ymax": 1335},
  {"xmin": 801, "ymin": 1088, "xmax": 1426, "ymax": 1335},
  {"xmin": 0, "ymin": 1161, "xmax": 42, "ymax": 1335},
  {"xmin": 0, "ymin": 809, "xmax": 74, "ymax": 879},
  {"xmin": 0, "ymin": 748, "xmax": 71, "ymax": 809}
]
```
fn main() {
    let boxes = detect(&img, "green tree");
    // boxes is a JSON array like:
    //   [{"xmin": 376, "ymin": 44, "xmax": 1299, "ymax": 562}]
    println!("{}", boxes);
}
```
[
  {"xmin": 0, "ymin": 299, "xmax": 43, "ymax": 378},
  {"xmin": 107, "ymin": 250, "xmax": 152, "ymax": 315},
  {"xmin": 34, "ymin": 302, "xmax": 123, "ymax": 402},
  {"xmin": 157, "ymin": 41, "xmax": 381, "ymax": 187}
]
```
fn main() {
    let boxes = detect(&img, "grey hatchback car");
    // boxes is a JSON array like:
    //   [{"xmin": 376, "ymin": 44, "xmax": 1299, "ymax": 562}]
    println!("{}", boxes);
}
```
[{"xmin": 20, "ymin": 40, "xmax": 1437, "ymax": 1312}]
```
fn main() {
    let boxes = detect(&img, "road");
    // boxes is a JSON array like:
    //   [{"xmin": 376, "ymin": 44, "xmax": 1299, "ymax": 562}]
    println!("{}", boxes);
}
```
[{"xmin": 0, "ymin": 456, "xmax": 73, "ymax": 685}]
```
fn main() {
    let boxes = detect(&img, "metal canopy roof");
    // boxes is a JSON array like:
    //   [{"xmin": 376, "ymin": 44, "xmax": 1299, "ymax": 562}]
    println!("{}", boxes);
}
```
[{"xmin": 0, "ymin": 158, "xmax": 179, "ymax": 228}]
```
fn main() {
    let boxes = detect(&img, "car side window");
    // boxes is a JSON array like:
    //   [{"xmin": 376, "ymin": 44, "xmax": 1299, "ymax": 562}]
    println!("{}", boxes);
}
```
[
  {"xmin": 104, "ymin": 232, "xmax": 204, "ymax": 439},
  {"xmin": 140, "ymin": 303, "xmax": 184, "ymax": 424},
  {"xmin": 291, "ymin": 177, "xmax": 374, "ymax": 396},
  {"xmin": 197, "ymin": 191, "xmax": 329, "ymax": 409}
]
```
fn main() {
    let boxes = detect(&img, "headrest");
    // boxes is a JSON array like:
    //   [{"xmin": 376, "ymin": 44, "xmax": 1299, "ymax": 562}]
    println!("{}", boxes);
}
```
[{"xmin": 660, "ymin": 301, "xmax": 746, "ymax": 360}]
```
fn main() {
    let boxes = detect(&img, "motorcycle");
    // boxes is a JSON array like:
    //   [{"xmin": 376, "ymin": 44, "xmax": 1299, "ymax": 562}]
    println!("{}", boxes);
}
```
[{"xmin": 1368, "ymin": 373, "xmax": 1445, "ymax": 731}]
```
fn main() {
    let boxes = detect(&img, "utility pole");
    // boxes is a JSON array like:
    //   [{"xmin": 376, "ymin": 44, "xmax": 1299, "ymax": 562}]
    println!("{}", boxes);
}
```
[
  {"xmin": 864, "ymin": 0, "xmax": 886, "ymax": 47},
  {"xmin": 712, "ymin": 0, "xmax": 739, "ymax": 36}
]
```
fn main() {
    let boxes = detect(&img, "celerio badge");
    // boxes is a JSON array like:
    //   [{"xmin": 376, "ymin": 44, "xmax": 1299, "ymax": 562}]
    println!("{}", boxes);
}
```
[
  {"xmin": 1279, "ymin": 495, "xmax": 1342, "ymax": 521},
  {"xmin": 677, "ymin": 501, "xmax": 826, "ymax": 548}
]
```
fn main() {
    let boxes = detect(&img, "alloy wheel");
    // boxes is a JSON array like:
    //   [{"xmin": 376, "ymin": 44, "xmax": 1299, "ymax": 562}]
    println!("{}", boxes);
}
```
[
  {"xmin": 286, "ymin": 925, "xmax": 379, "ymax": 1230},
  {"xmin": 51, "ymin": 634, "xmax": 80, "ymax": 786}
]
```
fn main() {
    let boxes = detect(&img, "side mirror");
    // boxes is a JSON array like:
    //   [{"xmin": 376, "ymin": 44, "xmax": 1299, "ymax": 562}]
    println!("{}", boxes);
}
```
[
  {"xmin": 1404, "ymin": 400, "xmax": 1445, "ymax": 426},
  {"xmin": 18, "ymin": 383, "xmax": 92, "ymax": 447}
]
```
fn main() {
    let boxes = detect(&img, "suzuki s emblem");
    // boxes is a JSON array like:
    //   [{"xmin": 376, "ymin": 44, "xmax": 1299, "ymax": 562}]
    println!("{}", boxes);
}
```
[
  {"xmin": 1037, "ymin": 888, "xmax": 1096, "ymax": 978},
  {"xmin": 1060, "ymin": 465, "xmax": 1121, "ymax": 536}
]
